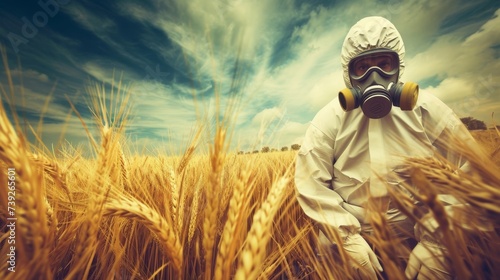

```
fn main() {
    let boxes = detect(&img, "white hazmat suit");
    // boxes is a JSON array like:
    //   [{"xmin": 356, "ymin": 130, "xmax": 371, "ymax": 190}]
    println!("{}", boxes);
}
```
[{"xmin": 294, "ymin": 16, "xmax": 474, "ymax": 279}]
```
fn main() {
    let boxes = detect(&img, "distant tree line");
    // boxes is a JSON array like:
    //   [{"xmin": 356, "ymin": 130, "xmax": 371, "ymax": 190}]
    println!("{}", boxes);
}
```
[
  {"xmin": 238, "ymin": 144, "xmax": 301, "ymax": 155},
  {"xmin": 460, "ymin": 117, "xmax": 487, "ymax": 130}
]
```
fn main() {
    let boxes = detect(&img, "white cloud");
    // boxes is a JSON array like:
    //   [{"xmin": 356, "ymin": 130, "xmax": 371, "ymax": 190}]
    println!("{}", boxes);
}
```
[
  {"xmin": 248, "ymin": 107, "xmax": 284, "ymax": 148},
  {"xmin": 2, "ymin": 85, "xmax": 71, "ymax": 120},
  {"xmin": 404, "ymin": 35, "xmax": 457, "ymax": 82},
  {"xmin": 233, "ymin": 7, "xmax": 348, "ymax": 117},
  {"xmin": 405, "ymin": 9, "xmax": 500, "ymax": 122},
  {"xmin": 82, "ymin": 62, "xmax": 120, "ymax": 86},
  {"xmin": 306, "ymin": 69, "xmax": 345, "ymax": 111},
  {"xmin": 9, "ymin": 68, "xmax": 49, "ymax": 82},
  {"xmin": 386, "ymin": 0, "xmax": 467, "ymax": 52},
  {"xmin": 275, "ymin": 121, "xmax": 309, "ymax": 147},
  {"xmin": 251, "ymin": 107, "xmax": 284, "ymax": 125},
  {"xmin": 423, "ymin": 77, "xmax": 475, "ymax": 103},
  {"xmin": 64, "ymin": 2, "xmax": 116, "ymax": 33},
  {"xmin": 422, "ymin": 75, "xmax": 500, "ymax": 121}
]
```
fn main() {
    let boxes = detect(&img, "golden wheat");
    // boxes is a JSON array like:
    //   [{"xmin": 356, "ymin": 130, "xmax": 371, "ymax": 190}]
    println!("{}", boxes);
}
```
[
  {"xmin": 102, "ymin": 196, "xmax": 183, "ymax": 274},
  {"xmin": 234, "ymin": 176, "xmax": 290, "ymax": 280},
  {"xmin": 215, "ymin": 167, "xmax": 251, "ymax": 280}
]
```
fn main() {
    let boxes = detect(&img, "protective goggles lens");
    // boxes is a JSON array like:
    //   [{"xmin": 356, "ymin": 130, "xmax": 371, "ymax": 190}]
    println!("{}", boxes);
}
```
[{"xmin": 349, "ymin": 49, "xmax": 399, "ymax": 80}]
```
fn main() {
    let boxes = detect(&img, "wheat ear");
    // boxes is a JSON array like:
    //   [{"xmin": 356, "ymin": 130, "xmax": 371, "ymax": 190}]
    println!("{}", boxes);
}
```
[
  {"xmin": 175, "ymin": 127, "xmax": 202, "ymax": 235},
  {"xmin": 234, "ymin": 176, "xmax": 290, "ymax": 280},
  {"xmin": 118, "ymin": 141, "xmax": 130, "ymax": 191},
  {"xmin": 168, "ymin": 166, "xmax": 180, "ymax": 229},
  {"xmin": 214, "ymin": 168, "xmax": 250, "ymax": 280},
  {"xmin": 187, "ymin": 181, "xmax": 203, "ymax": 244},
  {"xmin": 102, "ymin": 197, "xmax": 183, "ymax": 275}
]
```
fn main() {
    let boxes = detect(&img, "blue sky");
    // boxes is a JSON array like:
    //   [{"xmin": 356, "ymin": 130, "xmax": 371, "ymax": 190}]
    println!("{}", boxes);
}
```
[{"xmin": 1, "ymin": 0, "xmax": 499, "ymax": 155}]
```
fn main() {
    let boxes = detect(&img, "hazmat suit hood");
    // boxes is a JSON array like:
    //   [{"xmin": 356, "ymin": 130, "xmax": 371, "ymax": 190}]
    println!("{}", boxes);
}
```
[{"xmin": 341, "ymin": 16, "xmax": 406, "ymax": 88}]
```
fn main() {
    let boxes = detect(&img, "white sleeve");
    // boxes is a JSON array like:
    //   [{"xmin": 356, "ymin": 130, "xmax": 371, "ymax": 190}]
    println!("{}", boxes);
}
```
[
  {"xmin": 294, "ymin": 123, "xmax": 361, "ymax": 238},
  {"xmin": 421, "ymin": 95, "xmax": 478, "ymax": 173}
]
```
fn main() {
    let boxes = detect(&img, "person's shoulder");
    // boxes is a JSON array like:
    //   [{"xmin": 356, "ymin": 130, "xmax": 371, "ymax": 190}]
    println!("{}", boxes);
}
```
[
  {"xmin": 310, "ymin": 98, "xmax": 345, "ymax": 137},
  {"xmin": 416, "ymin": 90, "xmax": 453, "ymax": 112},
  {"xmin": 417, "ymin": 89, "xmax": 443, "ymax": 102}
]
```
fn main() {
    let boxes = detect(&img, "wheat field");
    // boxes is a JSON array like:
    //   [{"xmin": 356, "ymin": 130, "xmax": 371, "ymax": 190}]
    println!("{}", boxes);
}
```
[{"xmin": 1, "ymin": 65, "xmax": 500, "ymax": 279}]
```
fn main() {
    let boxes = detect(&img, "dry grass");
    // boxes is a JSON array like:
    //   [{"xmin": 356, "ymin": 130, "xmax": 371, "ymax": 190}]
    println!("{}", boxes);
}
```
[
  {"xmin": 1, "ymin": 60, "xmax": 499, "ymax": 279},
  {"xmin": 470, "ymin": 129, "xmax": 500, "ymax": 166}
]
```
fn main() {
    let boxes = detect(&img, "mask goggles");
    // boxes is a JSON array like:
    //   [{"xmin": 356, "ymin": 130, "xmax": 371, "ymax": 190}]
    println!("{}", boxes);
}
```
[{"xmin": 348, "ymin": 49, "xmax": 399, "ymax": 81}]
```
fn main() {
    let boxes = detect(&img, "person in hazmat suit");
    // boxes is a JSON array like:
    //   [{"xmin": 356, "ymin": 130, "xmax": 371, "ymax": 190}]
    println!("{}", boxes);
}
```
[{"xmin": 294, "ymin": 16, "xmax": 477, "ymax": 279}]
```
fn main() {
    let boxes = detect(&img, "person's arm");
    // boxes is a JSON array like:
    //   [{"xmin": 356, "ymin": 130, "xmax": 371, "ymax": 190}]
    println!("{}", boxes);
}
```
[
  {"xmin": 406, "ymin": 96, "xmax": 483, "ymax": 279},
  {"xmin": 294, "ymin": 123, "xmax": 361, "ymax": 238},
  {"xmin": 295, "ymin": 123, "xmax": 383, "ymax": 278}
]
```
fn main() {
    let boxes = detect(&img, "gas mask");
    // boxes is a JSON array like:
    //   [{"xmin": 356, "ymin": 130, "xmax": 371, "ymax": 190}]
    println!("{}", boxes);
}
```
[{"xmin": 338, "ymin": 49, "xmax": 419, "ymax": 119}]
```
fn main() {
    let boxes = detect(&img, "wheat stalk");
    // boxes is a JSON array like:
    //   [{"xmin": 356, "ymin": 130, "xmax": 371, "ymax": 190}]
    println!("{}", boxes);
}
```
[
  {"xmin": 202, "ymin": 126, "xmax": 227, "ymax": 280},
  {"xmin": 365, "ymin": 197, "xmax": 407, "ymax": 279},
  {"xmin": 406, "ymin": 158, "xmax": 500, "ymax": 214},
  {"xmin": 68, "ymin": 125, "xmax": 119, "ymax": 279},
  {"xmin": 393, "ymin": 153, "xmax": 500, "ymax": 280},
  {"xmin": 260, "ymin": 230, "xmax": 314, "ymax": 279}
]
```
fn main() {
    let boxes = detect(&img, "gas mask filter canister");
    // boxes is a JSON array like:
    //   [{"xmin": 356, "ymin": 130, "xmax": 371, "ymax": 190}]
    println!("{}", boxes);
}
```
[{"xmin": 338, "ymin": 49, "xmax": 419, "ymax": 119}]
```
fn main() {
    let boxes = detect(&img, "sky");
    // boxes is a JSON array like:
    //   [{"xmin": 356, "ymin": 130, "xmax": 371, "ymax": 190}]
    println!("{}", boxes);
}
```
[{"xmin": 0, "ymin": 0, "xmax": 499, "ymax": 155}]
